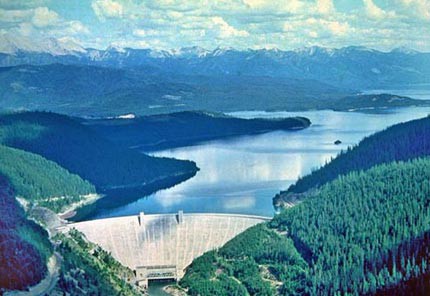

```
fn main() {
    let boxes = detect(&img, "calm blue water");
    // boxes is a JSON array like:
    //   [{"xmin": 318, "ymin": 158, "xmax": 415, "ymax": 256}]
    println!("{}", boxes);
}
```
[{"xmin": 89, "ymin": 105, "xmax": 430, "ymax": 220}]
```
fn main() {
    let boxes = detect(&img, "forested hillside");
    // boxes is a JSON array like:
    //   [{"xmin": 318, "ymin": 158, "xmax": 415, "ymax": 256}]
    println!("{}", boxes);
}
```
[
  {"xmin": 0, "ymin": 144, "xmax": 95, "ymax": 212},
  {"xmin": 180, "ymin": 223, "xmax": 308, "ymax": 296},
  {"xmin": 52, "ymin": 229, "xmax": 141, "ymax": 296},
  {"xmin": 275, "ymin": 115, "xmax": 430, "ymax": 206},
  {"xmin": 0, "ymin": 176, "xmax": 53, "ymax": 292},
  {"xmin": 0, "ymin": 64, "xmax": 348, "ymax": 117},
  {"xmin": 181, "ymin": 158, "xmax": 430, "ymax": 295},
  {"xmin": 272, "ymin": 158, "xmax": 430, "ymax": 295},
  {"xmin": 85, "ymin": 111, "xmax": 311, "ymax": 150},
  {"xmin": 0, "ymin": 111, "xmax": 197, "ymax": 190}
]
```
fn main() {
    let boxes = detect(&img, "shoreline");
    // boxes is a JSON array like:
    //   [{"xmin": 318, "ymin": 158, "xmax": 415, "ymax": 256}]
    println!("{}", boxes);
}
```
[{"xmin": 58, "ymin": 193, "xmax": 103, "ymax": 220}]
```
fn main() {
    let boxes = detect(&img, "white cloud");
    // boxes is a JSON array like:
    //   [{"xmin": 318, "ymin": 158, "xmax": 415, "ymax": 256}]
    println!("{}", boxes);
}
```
[
  {"xmin": 0, "ymin": 8, "xmax": 33, "ymax": 23},
  {"xmin": 32, "ymin": 7, "xmax": 59, "ymax": 27},
  {"xmin": 211, "ymin": 16, "xmax": 249, "ymax": 38},
  {"xmin": 363, "ymin": 0, "xmax": 395, "ymax": 19},
  {"xmin": 398, "ymin": 0, "xmax": 430, "ymax": 20},
  {"xmin": 316, "ymin": 0, "xmax": 335, "ymax": 15},
  {"xmin": 17, "ymin": 22, "xmax": 34, "ymax": 36},
  {"xmin": 0, "ymin": 0, "xmax": 48, "ymax": 9},
  {"xmin": 242, "ymin": 0, "xmax": 304, "ymax": 13},
  {"xmin": 92, "ymin": 0, "xmax": 123, "ymax": 20},
  {"xmin": 1, "ymin": 0, "xmax": 429, "ymax": 52},
  {"xmin": 284, "ymin": 17, "xmax": 350, "ymax": 37},
  {"xmin": 133, "ymin": 28, "xmax": 146, "ymax": 37},
  {"xmin": 325, "ymin": 20, "xmax": 349, "ymax": 35},
  {"xmin": 67, "ymin": 21, "xmax": 90, "ymax": 35}
]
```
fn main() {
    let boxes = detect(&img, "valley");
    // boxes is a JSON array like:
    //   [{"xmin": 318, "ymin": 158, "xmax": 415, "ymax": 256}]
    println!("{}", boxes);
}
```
[
  {"xmin": 1, "ymin": 63, "xmax": 429, "ymax": 117},
  {"xmin": 0, "ymin": 17, "xmax": 429, "ymax": 295}
]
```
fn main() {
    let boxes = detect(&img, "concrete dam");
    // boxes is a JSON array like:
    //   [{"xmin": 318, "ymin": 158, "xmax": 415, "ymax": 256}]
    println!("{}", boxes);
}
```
[{"xmin": 63, "ymin": 212, "xmax": 269, "ymax": 287}]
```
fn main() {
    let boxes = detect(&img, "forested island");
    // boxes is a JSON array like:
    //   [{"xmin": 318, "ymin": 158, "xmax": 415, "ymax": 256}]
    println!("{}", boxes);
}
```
[
  {"xmin": 84, "ymin": 111, "xmax": 311, "ymax": 151},
  {"xmin": 178, "ymin": 115, "xmax": 430, "ymax": 295}
]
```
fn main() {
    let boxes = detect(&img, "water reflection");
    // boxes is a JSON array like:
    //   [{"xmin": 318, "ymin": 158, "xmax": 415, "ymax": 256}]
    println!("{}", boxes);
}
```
[{"xmin": 88, "ymin": 106, "xmax": 430, "ymax": 220}]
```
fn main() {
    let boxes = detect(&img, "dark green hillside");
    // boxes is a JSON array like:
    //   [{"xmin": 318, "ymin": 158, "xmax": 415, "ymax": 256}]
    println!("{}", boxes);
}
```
[
  {"xmin": 52, "ymin": 229, "xmax": 141, "ymax": 296},
  {"xmin": 0, "ymin": 144, "xmax": 95, "ymax": 212},
  {"xmin": 0, "ymin": 64, "xmax": 349, "ymax": 117},
  {"xmin": 0, "ymin": 176, "xmax": 53, "ymax": 292},
  {"xmin": 181, "ymin": 158, "xmax": 430, "ymax": 295},
  {"xmin": 180, "ymin": 223, "xmax": 308, "ymax": 296},
  {"xmin": 275, "ymin": 115, "xmax": 430, "ymax": 206},
  {"xmin": 85, "ymin": 111, "xmax": 311, "ymax": 150},
  {"xmin": 0, "ymin": 111, "xmax": 197, "ymax": 190},
  {"xmin": 272, "ymin": 158, "xmax": 430, "ymax": 295}
]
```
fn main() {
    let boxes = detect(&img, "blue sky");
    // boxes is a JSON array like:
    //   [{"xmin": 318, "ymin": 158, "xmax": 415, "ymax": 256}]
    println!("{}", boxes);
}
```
[{"xmin": 0, "ymin": 0, "xmax": 429, "ymax": 51}]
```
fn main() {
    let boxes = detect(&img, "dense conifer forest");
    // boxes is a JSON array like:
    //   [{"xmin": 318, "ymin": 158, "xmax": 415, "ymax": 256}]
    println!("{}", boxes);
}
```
[
  {"xmin": 0, "ymin": 144, "xmax": 95, "ymax": 212},
  {"xmin": 182, "ymin": 158, "xmax": 430, "ymax": 295},
  {"xmin": 0, "ymin": 111, "xmax": 197, "ymax": 190},
  {"xmin": 0, "ymin": 176, "xmax": 53, "ymax": 292},
  {"xmin": 52, "ymin": 229, "xmax": 141, "ymax": 295},
  {"xmin": 275, "ymin": 115, "xmax": 430, "ymax": 206},
  {"xmin": 181, "ymin": 116, "xmax": 430, "ymax": 295},
  {"xmin": 0, "ymin": 111, "xmax": 183, "ymax": 293},
  {"xmin": 85, "ymin": 111, "xmax": 311, "ymax": 151},
  {"xmin": 180, "ymin": 224, "xmax": 308, "ymax": 295}
]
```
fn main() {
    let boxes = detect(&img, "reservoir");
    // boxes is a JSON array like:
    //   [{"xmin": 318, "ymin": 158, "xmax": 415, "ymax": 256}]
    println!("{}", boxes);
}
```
[{"xmin": 86, "ymin": 105, "xmax": 430, "ymax": 220}]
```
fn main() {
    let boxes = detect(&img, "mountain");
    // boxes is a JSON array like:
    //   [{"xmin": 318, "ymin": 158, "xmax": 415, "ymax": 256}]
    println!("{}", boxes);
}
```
[
  {"xmin": 0, "ymin": 111, "xmax": 197, "ymax": 192},
  {"xmin": 180, "ymin": 158, "xmax": 430, "ymax": 295},
  {"xmin": 180, "ymin": 116, "xmax": 430, "ymax": 295},
  {"xmin": 0, "ymin": 34, "xmax": 85, "ymax": 56},
  {"xmin": 0, "ymin": 176, "xmax": 53, "ymax": 292},
  {"xmin": 0, "ymin": 64, "xmax": 349, "ymax": 117},
  {"xmin": 83, "ymin": 111, "xmax": 311, "ymax": 151},
  {"xmin": 0, "ymin": 38, "xmax": 429, "ymax": 89},
  {"xmin": 274, "ymin": 115, "xmax": 430, "ymax": 206},
  {"xmin": 0, "ymin": 144, "xmax": 95, "ymax": 213}
]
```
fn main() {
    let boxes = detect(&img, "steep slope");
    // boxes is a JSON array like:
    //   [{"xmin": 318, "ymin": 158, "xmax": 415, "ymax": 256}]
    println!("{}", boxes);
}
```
[
  {"xmin": 271, "ymin": 158, "xmax": 430, "ymax": 295},
  {"xmin": 52, "ymin": 229, "xmax": 141, "ymax": 296},
  {"xmin": 0, "ymin": 176, "xmax": 53, "ymax": 292},
  {"xmin": 275, "ymin": 115, "xmax": 430, "ymax": 206},
  {"xmin": 0, "ymin": 44, "xmax": 429, "ymax": 89},
  {"xmin": 0, "ymin": 64, "xmax": 349, "ymax": 117},
  {"xmin": 181, "ymin": 158, "xmax": 430, "ymax": 295},
  {"xmin": 0, "ymin": 111, "xmax": 197, "ymax": 191},
  {"xmin": 0, "ymin": 144, "xmax": 95, "ymax": 212}
]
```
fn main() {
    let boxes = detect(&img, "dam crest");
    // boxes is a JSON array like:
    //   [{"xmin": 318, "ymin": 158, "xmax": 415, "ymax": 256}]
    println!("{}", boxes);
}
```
[{"xmin": 62, "ymin": 211, "xmax": 270, "ymax": 287}]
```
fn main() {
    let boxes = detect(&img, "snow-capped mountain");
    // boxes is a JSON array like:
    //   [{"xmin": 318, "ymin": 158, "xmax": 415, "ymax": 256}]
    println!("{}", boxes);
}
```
[
  {"xmin": 0, "ymin": 34, "xmax": 85, "ymax": 56},
  {"xmin": 0, "ymin": 36, "xmax": 429, "ymax": 89}
]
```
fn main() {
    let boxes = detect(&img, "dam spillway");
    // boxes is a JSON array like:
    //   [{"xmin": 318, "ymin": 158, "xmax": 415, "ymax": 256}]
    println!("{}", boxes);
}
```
[{"xmin": 63, "ymin": 212, "xmax": 269, "ymax": 286}]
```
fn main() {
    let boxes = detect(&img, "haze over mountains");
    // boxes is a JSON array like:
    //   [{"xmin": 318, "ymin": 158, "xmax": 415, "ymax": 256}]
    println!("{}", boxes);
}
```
[
  {"xmin": 1, "ymin": 38, "xmax": 429, "ymax": 117},
  {"xmin": 1, "ymin": 36, "xmax": 429, "ymax": 90}
]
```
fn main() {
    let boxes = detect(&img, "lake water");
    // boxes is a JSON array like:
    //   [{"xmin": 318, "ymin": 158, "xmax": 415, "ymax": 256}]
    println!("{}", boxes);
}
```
[{"xmin": 89, "ymin": 106, "xmax": 430, "ymax": 220}]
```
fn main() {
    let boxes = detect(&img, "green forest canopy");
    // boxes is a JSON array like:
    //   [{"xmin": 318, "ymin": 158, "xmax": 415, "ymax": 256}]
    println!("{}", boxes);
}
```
[
  {"xmin": 275, "ymin": 115, "xmax": 430, "ymax": 205},
  {"xmin": 182, "ymin": 158, "xmax": 430, "ymax": 295},
  {"xmin": 0, "ymin": 111, "xmax": 197, "ymax": 190},
  {"xmin": 0, "ymin": 144, "xmax": 95, "ymax": 213}
]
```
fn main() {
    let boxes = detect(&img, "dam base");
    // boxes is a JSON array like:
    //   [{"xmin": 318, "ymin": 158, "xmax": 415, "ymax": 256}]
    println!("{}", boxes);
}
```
[{"xmin": 60, "ymin": 211, "xmax": 270, "ymax": 288}]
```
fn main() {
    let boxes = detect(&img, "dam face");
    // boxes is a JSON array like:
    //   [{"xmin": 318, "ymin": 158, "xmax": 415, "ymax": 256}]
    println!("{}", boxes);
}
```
[{"xmin": 63, "ymin": 212, "xmax": 269, "ymax": 286}]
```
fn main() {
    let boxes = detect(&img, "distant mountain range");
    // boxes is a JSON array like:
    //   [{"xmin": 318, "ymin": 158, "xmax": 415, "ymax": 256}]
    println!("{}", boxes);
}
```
[
  {"xmin": 1, "ymin": 36, "xmax": 429, "ymax": 90},
  {"xmin": 0, "ymin": 63, "xmax": 350, "ymax": 116}
]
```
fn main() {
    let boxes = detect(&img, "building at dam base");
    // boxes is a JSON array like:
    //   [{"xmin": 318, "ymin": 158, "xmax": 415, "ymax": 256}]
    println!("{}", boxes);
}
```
[{"xmin": 63, "ymin": 212, "xmax": 269, "ymax": 287}]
